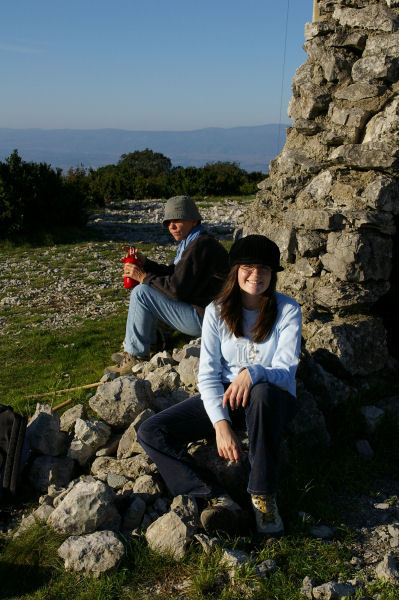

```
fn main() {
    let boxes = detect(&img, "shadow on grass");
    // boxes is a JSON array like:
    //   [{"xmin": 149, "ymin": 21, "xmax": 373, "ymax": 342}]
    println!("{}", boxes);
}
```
[
  {"xmin": 279, "ymin": 392, "xmax": 399, "ymax": 536},
  {"xmin": 0, "ymin": 523, "xmax": 68, "ymax": 599},
  {"xmin": 0, "ymin": 561, "xmax": 55, "ymax": 599},
  {"xmin": 1, "ymin": 222, "xmax": 167, "ymax": 246},
  {"xmin": 1, "ymin": 225, "xmax": 106, "ymax": 248}
]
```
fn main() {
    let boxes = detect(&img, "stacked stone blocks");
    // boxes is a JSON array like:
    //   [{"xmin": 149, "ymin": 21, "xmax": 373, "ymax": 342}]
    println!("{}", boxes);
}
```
[{"xmin": 242, "ymin": 0, "xmax": 399, "ymax": 379}]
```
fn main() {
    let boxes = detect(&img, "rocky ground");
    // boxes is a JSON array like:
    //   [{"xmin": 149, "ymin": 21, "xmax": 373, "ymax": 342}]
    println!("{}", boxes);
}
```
[
  {"xmin": 87, "ymin": 197, "xmax": 245, "ymax": 242},
  {"xmin": 1, "ymin": 197, "xmax": 398, "ymax": 595},
  {"xmin": 0, "ymin": 198, "xmax": 247, "ymax": 337},
  {"xmin": 3, "ymin": 349, "xmax": 399, "ymax": 594}
]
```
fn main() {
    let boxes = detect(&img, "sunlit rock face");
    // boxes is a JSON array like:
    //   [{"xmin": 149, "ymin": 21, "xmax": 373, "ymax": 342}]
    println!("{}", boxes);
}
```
[{"xmin": 241, "ymin": 0, "xmax": 399, "ymax": 382}]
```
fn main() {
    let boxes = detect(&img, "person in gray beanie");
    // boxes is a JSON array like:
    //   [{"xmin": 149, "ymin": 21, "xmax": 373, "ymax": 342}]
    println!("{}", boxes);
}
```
[{"xmin": 106, "ymin": 195, "xmax": 229, "ymax": 374}]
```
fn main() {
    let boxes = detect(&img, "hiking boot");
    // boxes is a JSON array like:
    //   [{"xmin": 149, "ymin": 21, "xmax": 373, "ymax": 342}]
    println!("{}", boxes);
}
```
[
  {"xmin": 200, "ymin": 495, "xmax": 242, "ymax": 534},
  {"xmin": 110, "ymin": 341, "xmax": 125, "ymax": 363},
  {"xmin": 111, "ymin": 347, "xmax": 159, "ymax": 364},
  {"xmin": 104, "ymin": 352, "xmax": 147, "ymax": 375},
  {"xmin": 111, "ymin": 351, "xmax": 124, "ymax": 363},
  {"xmin": 251, "ymin": 493, "xmax": 284, "ymax": 536}
]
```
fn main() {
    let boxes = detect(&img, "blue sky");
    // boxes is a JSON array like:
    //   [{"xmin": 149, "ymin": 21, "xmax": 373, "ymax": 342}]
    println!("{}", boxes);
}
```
[{"xmin": 1, "ymin": 0, "xmax": 312, "ymax": 130}]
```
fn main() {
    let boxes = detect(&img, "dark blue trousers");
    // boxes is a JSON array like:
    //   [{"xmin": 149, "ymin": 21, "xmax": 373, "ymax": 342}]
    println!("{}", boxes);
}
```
[{"xmin": 137, "ymin": 382, "xmax": 298, "ymax": 498}]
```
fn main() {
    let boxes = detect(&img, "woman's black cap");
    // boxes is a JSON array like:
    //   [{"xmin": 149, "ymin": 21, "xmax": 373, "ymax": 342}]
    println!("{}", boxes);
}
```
[{"xmin": 229, "ymin": 234, "xmax": 284, "ymax": 272}]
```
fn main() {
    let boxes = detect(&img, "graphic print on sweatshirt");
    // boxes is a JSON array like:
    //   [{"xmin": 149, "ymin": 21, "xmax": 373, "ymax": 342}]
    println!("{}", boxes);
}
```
[{"xmin": 236, "ymin": 340, "xmax": 259, "ymax": 365}]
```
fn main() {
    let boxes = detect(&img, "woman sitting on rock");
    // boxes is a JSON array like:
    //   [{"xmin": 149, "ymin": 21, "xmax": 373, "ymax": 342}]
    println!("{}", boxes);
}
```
[{"xmin": 138, "ymin": 234, "xmax": 302, "ymax": 536}]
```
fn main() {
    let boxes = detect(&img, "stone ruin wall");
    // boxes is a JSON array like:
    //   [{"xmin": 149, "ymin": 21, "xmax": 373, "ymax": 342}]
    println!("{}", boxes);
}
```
[{"xmin": 241, "ymin": 0, "xmax": 399, "ymax": 389}]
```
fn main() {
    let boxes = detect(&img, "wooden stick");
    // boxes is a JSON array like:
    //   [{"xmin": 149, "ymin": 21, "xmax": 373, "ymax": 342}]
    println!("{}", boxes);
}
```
[
  {"xmin": 53, "ymin": 398, "xmax": 74, "ymax": 411},
  {"xmin": 25, "ymin": 381, "xmax": 102, "ymax": 399}
]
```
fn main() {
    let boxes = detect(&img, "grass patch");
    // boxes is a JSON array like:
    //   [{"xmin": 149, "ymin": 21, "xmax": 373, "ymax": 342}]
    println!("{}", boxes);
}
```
[
  {"xmin": 366, "ymin": 580, "xmax": 399, "ymax": 600},
  {"xmin": 0, "ymin": 530, "xmax": 354, "ymax": 600},
  {"xmin": 220, "ymin": 239, "xmax": 235, "ymax": 253},
  {"xmin": 0, "ymin": 310, "xmax": 126, "ymax": 412}
]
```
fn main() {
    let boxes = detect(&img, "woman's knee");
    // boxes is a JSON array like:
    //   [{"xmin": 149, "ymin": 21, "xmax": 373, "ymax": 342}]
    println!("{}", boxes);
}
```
[
  {"xmin": 247, "ymin": 383, "xmax": 297, "ymax": 424},
  {"xmin": 137, "ymin": 414, "xmax": 161, "ymax": 447},
  {"xmin": 249, "ymin": 382, "xmax": 279, "ymax": 409}
]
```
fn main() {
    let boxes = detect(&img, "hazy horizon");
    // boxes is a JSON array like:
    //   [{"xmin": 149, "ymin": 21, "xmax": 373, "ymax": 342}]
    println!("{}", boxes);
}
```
[
  {"xmin": 1, "ymin": 0, "xmax": 310, "ymax": 131},
  {"xmin": 0, "ymin": 123, "xmax": 288, "ymax": 173}
]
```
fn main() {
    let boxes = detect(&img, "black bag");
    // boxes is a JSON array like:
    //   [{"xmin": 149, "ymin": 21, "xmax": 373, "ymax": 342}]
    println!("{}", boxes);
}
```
[{"xmin": 0, "ymin": 405, "xmax": 27, "ymax": 495}]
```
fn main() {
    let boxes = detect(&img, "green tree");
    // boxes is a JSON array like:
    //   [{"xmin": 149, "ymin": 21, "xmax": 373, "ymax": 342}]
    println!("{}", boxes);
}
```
[
  {"xmin": 0, "ymin": 150, "xmax": 89, "ymax": 234},
  {"xmin": 117, "ymin": 149, "xmax": 172, "ymax": 199},
  {"xmin": 118, "ymin": 149, "xmax": 172, "ymax": 178},
  {"xmin": 0, "ymin": 150, "xmax": 26, "ymax": 233},
  {"xmin": 65, "ymin": 166, "xmax": 103, "ymax": 207},
  {"xmin": 240, "ymin": 170, "xmax": 265, "ymax": 194},
  {"xmin": 87, "ymin": 165, "xmax": 124, "ymax": 203},
  {"xmin": 197, "ymin": 161, "xmax": 246, "ymax": 196}
]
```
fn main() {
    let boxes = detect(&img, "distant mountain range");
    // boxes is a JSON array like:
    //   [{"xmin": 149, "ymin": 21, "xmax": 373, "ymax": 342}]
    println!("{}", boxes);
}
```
[{"xmin": 0, "ymin": 125, "xmax": 288, "ymax": 173}]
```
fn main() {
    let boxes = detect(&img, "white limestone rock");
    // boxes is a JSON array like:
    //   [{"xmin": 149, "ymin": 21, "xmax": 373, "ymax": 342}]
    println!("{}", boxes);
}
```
[
  {"xmin": 333, "ymin": 5, "xmax": 399, "ymax": 32},
  {"xmin": 361, "ymin": 175, "xmax": 399, "ymax": 214},
  {"xmin": 312, "ymin": 580, "xmax": 356, "ymax": 599},
  {"xmin": 74, "ymin": 418, "xmax": 111, "ymax": 449},
  {"xmin": 91, "ymin": 454, "xmax": 156, "ymax": 481},
  {"xmin": 375, "ymin": 552, "xmax": 399, "ymax": 583},
  {"xmin": 27, "ymin": 404, "xmax": 68, "ymax": 457},
  {"xmin": 145, "ymin": 511, "xmax": 196, "ymax": 559},
  {"xmin": 145, "ymin": 364, "xmax": 181, "ymax": 392},
  {"xmin": 117, "ymin": 409, "xmax": 154, "ymax": 459},
  {"xmin": 305, "ymin": 316, "xmax": 389, "ymax": 376},
  {"xmin": 58, "ymin": 530, "xmax": 125, "ymax": 576},
  {"xmin": 176, "ymin": 356, "xmax": 200, "ymax": 389},
  {"xmin": 321, "ymin": 231, "xmax": 392, "ymax": 283},
  {"xmin": 48, "ymin": 477, "xmax": 121, "ymax": 535},
  {"xmin": 60, "ymin": 404, "xmax": 86, "ymax": 432},
  {"xmin": 132, "ymin": 474, "xmax": 163, "ymax": 501},
  {"xmin": 89, "ymin": 375, "xmax": 153, "ymax": 429},
  {"xmin": 356, "ymin": 439, "xmax": 375, "ymax": 459},
  {"xmin": 352, "ymin": 55, "xmax": 399, "ymax": 82},
  {"xmin": 359, "ymin": 405, "xmax": 385, "ymax": 432}
]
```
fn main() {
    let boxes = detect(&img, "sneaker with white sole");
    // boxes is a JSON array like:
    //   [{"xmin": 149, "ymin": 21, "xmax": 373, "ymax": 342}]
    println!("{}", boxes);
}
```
[
  {"xmin": 251, "ymin": 493, "xmax": 284, "ymax": 536},
  {"xmin": 104, "ymin": 352, "xmax": 147, "ymax": 375},
  {"xmin": 200, "ymin": 495, "xmax": 242, "ymax": 534}
]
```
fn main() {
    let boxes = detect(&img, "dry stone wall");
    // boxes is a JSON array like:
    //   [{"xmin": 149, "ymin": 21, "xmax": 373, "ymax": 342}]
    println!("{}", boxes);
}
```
[{"xmin": 241, "ymin": 0, "xmax": 399, "ymax": 381}]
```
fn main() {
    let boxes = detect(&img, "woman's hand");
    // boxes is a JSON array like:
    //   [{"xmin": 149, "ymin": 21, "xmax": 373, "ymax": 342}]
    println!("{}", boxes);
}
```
[
  {"xmin": 214, "ymin": 419, "xmax": 241, "ymax": 462},
  {"xmin": 222, "ymin": 368, "xmax": 252, "ymax": 410},
  {"xmin": 123, "ymin": 263, "xmax": 146, "ymax": 283}
]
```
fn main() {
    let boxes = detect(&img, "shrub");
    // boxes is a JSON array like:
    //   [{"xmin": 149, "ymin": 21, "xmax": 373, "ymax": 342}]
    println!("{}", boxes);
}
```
[{"xmin": 0, "ymin": 150, "xmax": 90, "ymax": 234}]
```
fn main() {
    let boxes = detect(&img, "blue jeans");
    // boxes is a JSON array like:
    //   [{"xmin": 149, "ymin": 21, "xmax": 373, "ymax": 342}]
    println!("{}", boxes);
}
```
[
  {"xmin": 124, "ymin": 284, "xmax": 202, "ymax": 357},
  {"xmin": 137, "ymin": 382, "xmax": 298, "ymax": 497}
]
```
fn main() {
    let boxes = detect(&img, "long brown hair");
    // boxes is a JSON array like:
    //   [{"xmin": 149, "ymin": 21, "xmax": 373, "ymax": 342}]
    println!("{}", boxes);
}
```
[{"xmin": 214, "ymin": 264, "xmax": 278, "ymax": 343}]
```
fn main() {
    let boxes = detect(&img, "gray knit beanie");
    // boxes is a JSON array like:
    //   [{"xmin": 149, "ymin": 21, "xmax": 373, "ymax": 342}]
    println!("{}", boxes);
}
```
[{"xmin": 162, "ymin": 196, "xmax": 202, "ymax": 226}]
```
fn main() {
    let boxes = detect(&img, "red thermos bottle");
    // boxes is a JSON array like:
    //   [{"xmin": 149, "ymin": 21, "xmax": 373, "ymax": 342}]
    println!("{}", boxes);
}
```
[{"xmin": 121, "ymin": 246, "xmax": 140, "ymax": 289}]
